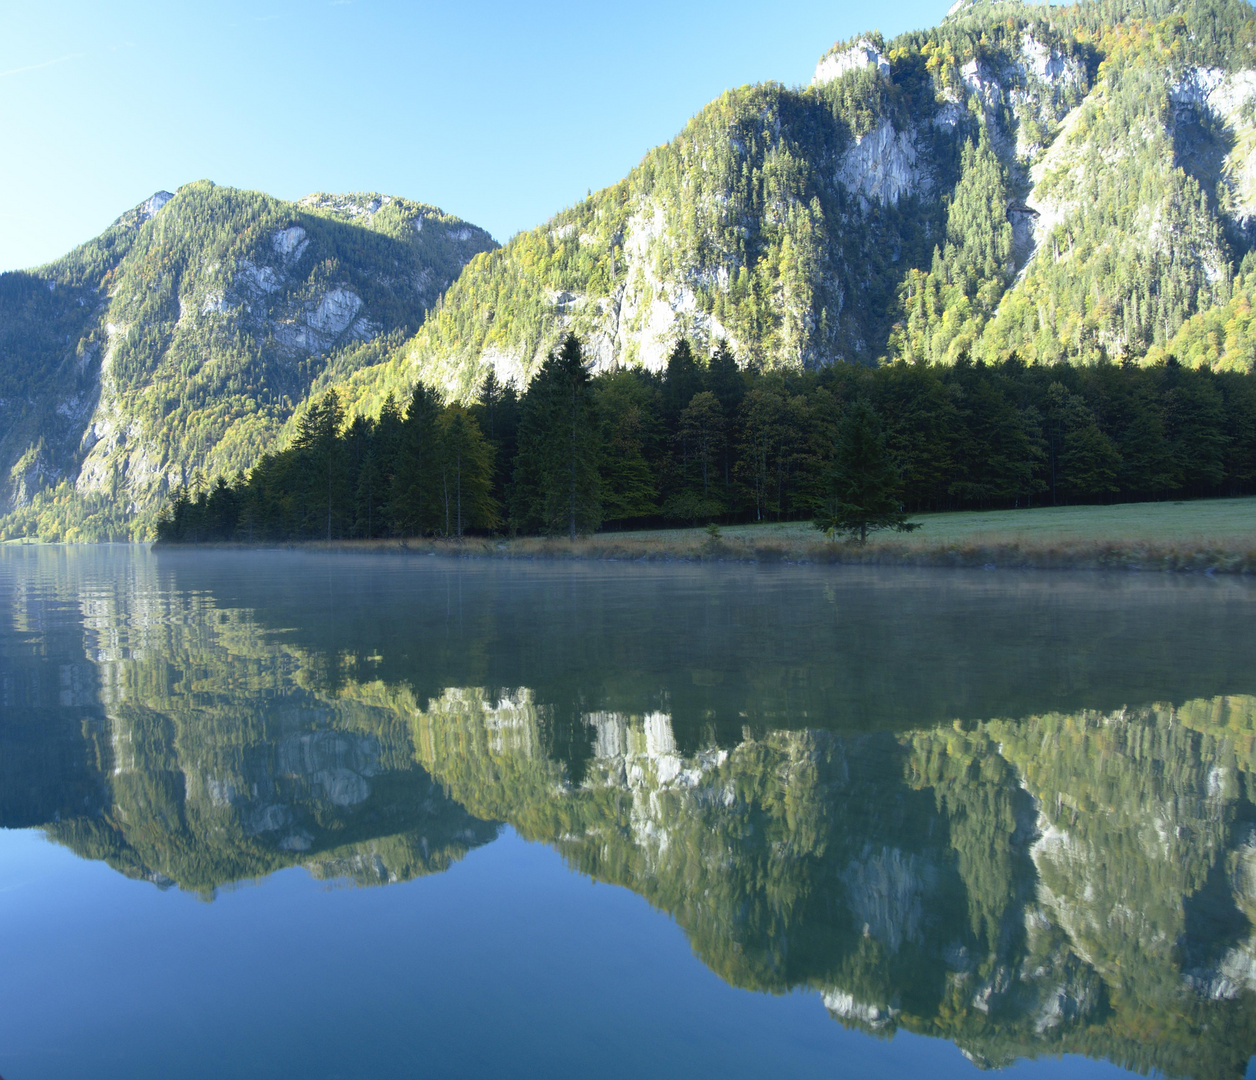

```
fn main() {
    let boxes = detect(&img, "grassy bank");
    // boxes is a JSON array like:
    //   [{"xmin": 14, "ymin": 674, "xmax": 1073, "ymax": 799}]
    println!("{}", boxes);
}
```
[{"xmin": 255, "ymin": 497, "xmax": 1256, "ymax": 574}]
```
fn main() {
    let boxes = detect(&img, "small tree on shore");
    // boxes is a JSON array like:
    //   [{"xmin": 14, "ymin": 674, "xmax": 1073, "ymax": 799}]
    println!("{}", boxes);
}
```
[{"xmin": 817, "ymin": 399, "xmax": 918, "ymax": 543}]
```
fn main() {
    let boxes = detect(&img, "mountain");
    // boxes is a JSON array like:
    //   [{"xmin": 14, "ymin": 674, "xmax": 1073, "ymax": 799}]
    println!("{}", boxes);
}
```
[
  {"xmin": 5, "ymin": 0, "xmax": 1256, "ymax": 540},
  {"xmin": 0, "ymin": 181, "xmax": 495, "ymax": 537},
  {"xmin": 346, "ymin": 0, "xmax": 1256, "ymax": 405}
]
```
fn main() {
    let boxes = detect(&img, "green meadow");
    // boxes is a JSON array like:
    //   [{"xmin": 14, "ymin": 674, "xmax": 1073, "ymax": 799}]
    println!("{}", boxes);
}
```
[{"xmin": 286, "ymin": 496, "xmax": 1256, "ymax": 574}]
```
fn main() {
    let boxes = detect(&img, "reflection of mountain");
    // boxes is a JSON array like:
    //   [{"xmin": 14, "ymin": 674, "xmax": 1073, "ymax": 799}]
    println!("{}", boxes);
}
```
[
  {"xmin": 403, "ymin": 686, "xmax": 1256, "ymax": 1080},
  {"xmin": 5, "ymin": 548, "xmax": 1256, "ymax": 1076},
  {"xmin": 48, "ymin": 688, "xmax": 498, "ymax": 894},
  {"xmin": 1, "ymin": 556, "xmax": 497, "ymax": 894}
]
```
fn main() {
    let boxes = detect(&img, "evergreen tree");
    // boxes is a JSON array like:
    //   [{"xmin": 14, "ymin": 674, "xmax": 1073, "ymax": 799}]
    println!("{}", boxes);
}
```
[
  {"xmin": 817, "ymin": 399, "xmax": 917, "ymax": 543},
  {"xmin": 735, "ymin": 385, "xmax": 788, "ymax": 521},
  {"xmin": 680, "ymin": 392, "xmax": 725, "ymax": 502},
  {"xmin": 435, "ymin": 406, "xmax": 499, "ymax": 538},
  {"xmin": 293, "ymin": 389, "xmax": 349, "ymax": 540},
  {"xmin": 949, "ymin": 362, "xmax": 1044, "ymax": 507},
  {"xmin": 663, "ymin": 391, "xmax": 727, "ymax": 524},
  {"xmin": 155, "ymin": 346, "xmax": 1256, "ymax": 545},
  {"xmin": 512, "ymin": 335, "xmax": 601, "ymax": 538},
  {"xmin": 594, "ymin": 370, "xmax": 660, "ymax": 524},
  {"xmin": 390, "ymin": 384, "xmax": 442, "ymax": 536},
  {"xmin": 662, "ymin": 338, "xmax": 704, "ymax": 429},
  {"xmin": 705, "ymin": 341, "xmax": 745, "ymax": 496},
  {"xmin": 473, "ymin": 369, "xmax": 521, "ymax": 512}
]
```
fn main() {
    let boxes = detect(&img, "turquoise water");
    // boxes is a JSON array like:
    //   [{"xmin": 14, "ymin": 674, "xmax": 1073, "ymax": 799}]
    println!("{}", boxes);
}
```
[{"xmin": 2, "ymin": 546, "xmax": 1255, "ymax": 1079}]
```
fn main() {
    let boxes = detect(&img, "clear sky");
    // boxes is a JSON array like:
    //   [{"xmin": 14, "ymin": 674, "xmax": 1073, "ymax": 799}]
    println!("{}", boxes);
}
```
[{"xmin": 2, "ymin": 0, "xmax": 950, "ymax": 272}]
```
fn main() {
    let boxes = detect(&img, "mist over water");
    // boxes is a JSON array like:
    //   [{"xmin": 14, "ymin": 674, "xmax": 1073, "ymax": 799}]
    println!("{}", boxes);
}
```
[{"xmin": 2, "ymin": 546, "xmax": 1256, "ymax": 1079}]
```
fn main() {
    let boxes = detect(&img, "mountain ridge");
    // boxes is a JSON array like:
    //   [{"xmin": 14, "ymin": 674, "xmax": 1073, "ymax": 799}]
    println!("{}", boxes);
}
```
[
  {"xmin": 337, "ymin": 0, "xmax": 1256, "ymax": 410},
  {"xmin": 0, "ymin": 181, "xmax": 496, "ymax": 536}
]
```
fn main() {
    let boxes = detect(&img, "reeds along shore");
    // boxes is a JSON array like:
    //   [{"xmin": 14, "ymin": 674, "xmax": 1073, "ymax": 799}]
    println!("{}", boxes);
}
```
[{"xmin": 153, "ymin": 531, "xmax": 1256, "ymax": 574}]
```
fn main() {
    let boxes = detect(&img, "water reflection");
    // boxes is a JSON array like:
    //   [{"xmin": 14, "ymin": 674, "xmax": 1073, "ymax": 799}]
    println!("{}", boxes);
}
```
[{"xmin": 3, "ymin": 546, "xmax": 1256, "ymax": 1078}]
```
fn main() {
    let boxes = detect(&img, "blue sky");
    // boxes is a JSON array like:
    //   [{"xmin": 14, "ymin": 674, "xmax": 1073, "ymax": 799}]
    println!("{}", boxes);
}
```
[{"xmin": 2, "ymin": 0, "xmax": 950, "ymax": 272}]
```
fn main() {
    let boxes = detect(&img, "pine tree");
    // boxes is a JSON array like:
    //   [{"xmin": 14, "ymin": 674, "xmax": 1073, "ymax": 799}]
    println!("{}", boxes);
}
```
[
  {"xmin": 293, "ymin": 389, "xmax": 348, "ymax": 540},
  {"xmin": 354, "ymin": 393, "xmax": 402, "ymax": 538},
  {"xmin": 473, "ymin": 369, "xmax": 521, "ymax": 512},
  {"xmin": 390, "ymin": 384, "xmax": 442, "ymax": 536},
  {"xmin": 594, "ymin": 370, "xmax": 659, "ymax": 524}
]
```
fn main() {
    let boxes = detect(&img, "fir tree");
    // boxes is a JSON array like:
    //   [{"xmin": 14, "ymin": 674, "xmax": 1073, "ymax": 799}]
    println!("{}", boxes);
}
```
[
  {"xmin": 390, "ymin": 384, "xmax": 441, "ymax": 536},
  {"xmin": 435, "ymin": 406, "xmax": 499, "ymax": 537}
]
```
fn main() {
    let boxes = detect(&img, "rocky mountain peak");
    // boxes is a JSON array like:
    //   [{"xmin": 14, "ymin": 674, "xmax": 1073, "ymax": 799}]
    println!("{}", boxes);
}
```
[
  {"xmin": 812, "ymin": 39, "xmax": 891, "ymax": 86},
  {"xmin": 111, "ymin": 190, "xmax": 174, "ymax": 230}
]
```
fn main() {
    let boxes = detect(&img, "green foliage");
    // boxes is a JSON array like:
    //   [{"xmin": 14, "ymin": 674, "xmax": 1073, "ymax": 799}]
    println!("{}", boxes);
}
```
[
  {"xmin": 157, "ymin": 383, "xmax": 500, "ymax": 543},
  {"xmin": 1159, "ymin": 268, "xmax": 1256, "ymax": 370},
  {"xmin": 593, "ymin": 370, "xmax": 662, "ymax": 523},
  {"xmin": 892, "ymin": 130, "xmax": 1014, "ymax": 364},
  {"xmin": 511, "ymin": 335, "xmax": 602, "ymax": 537},
  {"xmin": 816, "ymin": 399, "xmax": 918, "ymax": 542},
  {"xmin": 154, "ymin": 333, "xmax": 1256, "ymax": 543},
  {"xmin": 435, "ymin": 406, "xmax": 499, "ymax": 537}
]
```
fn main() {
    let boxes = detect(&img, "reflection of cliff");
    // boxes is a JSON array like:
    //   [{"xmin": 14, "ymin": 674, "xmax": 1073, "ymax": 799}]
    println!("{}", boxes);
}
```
[
  {"xmin": 48, "ymin": 688, "xmax": 497, "ymax": 894},
  {"xmin": 403, "ymin": 686, "xmax": 1256, "ymax": 1080},
  {"xmin": 3, "ymin": 580, "xmax": 499, "ymax": 894}
]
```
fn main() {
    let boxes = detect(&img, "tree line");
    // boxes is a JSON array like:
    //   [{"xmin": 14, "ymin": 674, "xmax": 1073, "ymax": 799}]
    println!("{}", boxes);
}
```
[{"xmin": 157, "ymin": 334, "xmax": 1256, "ymax": 544}]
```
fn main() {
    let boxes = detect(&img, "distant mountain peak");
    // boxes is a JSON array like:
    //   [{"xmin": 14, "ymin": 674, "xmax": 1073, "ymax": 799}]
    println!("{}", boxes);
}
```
[{"xmin": 0, "ymin": 180, "xmax": 496, "ymax": 533}]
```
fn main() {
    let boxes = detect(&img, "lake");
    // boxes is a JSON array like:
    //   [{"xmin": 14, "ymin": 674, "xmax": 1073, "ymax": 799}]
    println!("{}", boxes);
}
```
[{"xmin": 2, "ymin": 545, "xmax": 1255, "ymax": 1079}]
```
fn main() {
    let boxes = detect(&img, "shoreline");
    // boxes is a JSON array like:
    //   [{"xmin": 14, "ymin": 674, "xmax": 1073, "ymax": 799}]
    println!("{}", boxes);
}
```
[{"xmin": 148, "ymin": 530, "xmax": 1256, "ymax": 574}]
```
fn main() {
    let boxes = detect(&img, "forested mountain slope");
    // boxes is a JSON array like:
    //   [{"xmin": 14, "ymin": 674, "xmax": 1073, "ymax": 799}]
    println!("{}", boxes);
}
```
[
  {"xmin": 350, "ymin": 0, "xmax": 1256, "ymax": 405},
  {"xmin": 5, "ymin": 0, "xmax": 1256, "ymax": 541},
  {"xmin": 0, "ymin": 183, "xmax": 494, "ymax": 536}
]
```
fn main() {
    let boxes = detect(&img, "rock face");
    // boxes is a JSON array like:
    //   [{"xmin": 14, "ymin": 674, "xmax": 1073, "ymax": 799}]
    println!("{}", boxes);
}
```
[
  {"xmin": 372, "ymin": 10, "xmax": 1097, "ymax": 395},
  {"xmin": 835, "ymin": 118, "xmax": 931, "ymax": 209},
  {"xmin": 0, "ymin": 182, "xmax": 496, "ymax": 526},
  {"xmin": 812, "ymin": 40, "xmax": 891, "ymax": 86}
]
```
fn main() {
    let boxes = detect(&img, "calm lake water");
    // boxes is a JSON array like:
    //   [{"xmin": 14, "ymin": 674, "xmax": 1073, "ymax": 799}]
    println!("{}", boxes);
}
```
[{"xmin": 2, "ymin": 546, "xmax": 1256, "ymax": 1080}]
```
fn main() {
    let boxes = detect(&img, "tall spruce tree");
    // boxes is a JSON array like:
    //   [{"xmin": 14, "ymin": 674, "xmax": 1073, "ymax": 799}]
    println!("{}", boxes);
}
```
[
  {"xmin": 435, "ymin": 405, "xmax": 499, "ymax": 537},
  {"xmin": 512, "ymin": 335, "xmax": 601, "ymax": 538},
  {"xmin": 594, "ymin": 369, "xmax": 660, "ymax": 524},
  {"xmin": 817, "ymin": 399, "xmax": 917, "ymax": 543},
  {"xmin": 473, "ymin": 369, "xmax": 521, "ymax": 513},
  {"xmin": 390, "ymin": 384, "xmax": 442, "ymax": 536},
  {"xmin": 293, "ymin": 389, "xmax": 348, "ymax": 540}
]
